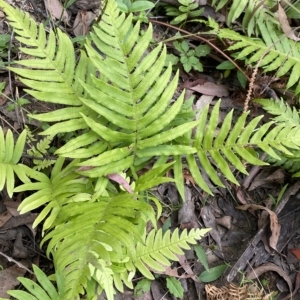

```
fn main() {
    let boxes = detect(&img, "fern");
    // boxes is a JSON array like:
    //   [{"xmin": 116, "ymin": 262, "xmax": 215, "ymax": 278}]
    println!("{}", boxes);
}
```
[
  {"xmin": 14, "ymin": 157, "xmax": 91, "ymax": 231},
  {"xmin": 184, "ymin": 100, "xmax": 300, "ymax": 194},
  {"xmin": 254, "ymin": 98, "xmax": 300, "ymax": 126},
  {"xmin": 254, "ymin": 98, "xmax": 300, "ymax": 175},
  {"xmin": 3, "ymin": 0, "xmax": 300, "ymax": 299},
  {"xmin": 211, "ymin": 0, "xmax": 278, "ymax": 35},
  {"xmin": 210, "ymin": 20, "xmax": 300, "ymax": 95},
  {"xmin": 132, "ymin": 228, "xmax": 210, "ymax": 279},
  {"xmin": 27, "ymin": 135, "xmax": 56, "ymax": 170},
  {"xmin": 6, "ymin": 265, "xmax": 62, "ymax": 300},
  {"xmin": 0, "ymin": 128, "xmax": 29, "ymax": 197},
  {"xmin": 0, "ymin": 2, "xmax": 208, "ymax": 298},
  {"xmin": 2, "ymin": 1, "xmax": 96, "ymax": 135}
]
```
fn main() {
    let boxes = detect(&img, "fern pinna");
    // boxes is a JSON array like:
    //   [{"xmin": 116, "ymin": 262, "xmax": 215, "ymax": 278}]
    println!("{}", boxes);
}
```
[{"xmin": 2, "ymin": 0, "xmax": 300, "ymax": 299}]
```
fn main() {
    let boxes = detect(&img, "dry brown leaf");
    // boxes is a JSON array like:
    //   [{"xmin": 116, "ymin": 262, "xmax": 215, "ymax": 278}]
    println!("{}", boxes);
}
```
[
  {"xmin": 247, "ymin": 262, "xmax": 293, "ymax": 295},
  {"xmin": 278, "ymin": 4, "xmax": 300, "ymax": 41},
  {"xmin": 188, "ymin": 81, "xmax": 229, "ymax": 97},
  {"xmin": 215, "ymin": 216, "xmax": 231, "ymax": 229},
  {"xmin": 236, "ymin": 204, "xmax": 280, "ymax": 250},
  {"xmin": 0, "ymin": 210, "xmax": 12, "ymax": 227},
  {"xmin": 0, "ymin": 264, "xmax": 27, "ymax": 298},
  {"xmin": 176, "ymin": 253, "xmax": 197, "ymax": 281},
  {"xmin": 73, "ymin": 11, "xmax": 96, "ymax": 36},
  {"xmin": 45, "ymin": 0, "xmax": 70, "ymax": 23},
  {"xmin": 248, "ymin": 169, "xmax": 285, "ymax": 191}
]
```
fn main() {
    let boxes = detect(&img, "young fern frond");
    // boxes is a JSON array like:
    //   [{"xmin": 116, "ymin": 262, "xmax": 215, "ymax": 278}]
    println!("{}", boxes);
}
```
[
  {"xmin": 27, "ymin": 135, "xmax": 56, "ymax": 170},
  {"xmin": 7, "ymin": 265, "xmax": 61, "ymax": 300},
  {"xmin": 0, "ymin": 128, "xmax": 28, "ymax": 197},
  {"xmin": 186, "ymin": 100, "xmax": 300, "ymax": 194}
]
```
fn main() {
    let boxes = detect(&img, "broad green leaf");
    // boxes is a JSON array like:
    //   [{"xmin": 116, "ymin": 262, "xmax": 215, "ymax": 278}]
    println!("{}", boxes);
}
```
[
  {"xmin": 166, "ymin": 277, "xmax": 184, "ymax": 298},
  {"xmin": 129, "ymin": 1, "xmax": 154, "ymax": 12},
  {"xmin": 194, "ymin": 245, "xmax": 209, "ymax": 272},
  {"xmin": 198, "ymin": 264, "xmax": 227, "ymax": 282}
]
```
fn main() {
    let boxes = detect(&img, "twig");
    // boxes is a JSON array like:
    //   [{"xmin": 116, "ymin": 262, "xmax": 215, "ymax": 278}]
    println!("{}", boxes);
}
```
[{"xmin": 0, "ymin": 251, "xmax": 34, "ymax": 274}]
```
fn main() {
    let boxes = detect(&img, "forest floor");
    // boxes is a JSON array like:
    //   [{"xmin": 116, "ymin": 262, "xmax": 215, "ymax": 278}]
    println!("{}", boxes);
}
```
[{"xmin": 1, "ymin": 0, "xmax": 300, "ymax": 299}]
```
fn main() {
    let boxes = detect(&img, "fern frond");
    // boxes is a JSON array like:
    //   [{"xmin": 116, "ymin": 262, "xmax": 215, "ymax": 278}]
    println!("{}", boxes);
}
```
[
  {"xmin": 211, "ymin": 0, "xmax": 278, "ymax": 35},
  {"xmin": 188, "ymin": 100, "xmax": 300, "ymax": 194},
  {"xmin": 58, "ymin": 1, "xmax": 197, "ymax": 176},
  {"xmin": 41, "ymin": 194, "xmax": 156, "ymax": 300},
  {"xmin": 266, "ymin": 149, "xmax": 300, "ymax": 174},
  {"xmin": 7, "ymin": 265, "xmax": 61, "ymax": 300},
  {"xmin": 132, "ymin": 228, "xmax": 210, "ymax": 279},
  {"xmin": 14, "ymin": 157, "xmax": 91, "ymax": 231},
  {"xmin": 254, "ymin": 98, "xmax": 300, "ymax": 125},
  {"xmin": 0, "ymin": 128, "xmax": 29, "ymax": 197},
  {"xmin": 216, "ymin": 22, "xmax": 300, "ymax": 94},
  {"xmin": 0, "ymin": 1, "xmax": 95, "ymax": 135},
  {"xmin": 27, "ymin": 135, "xmax": 56, "ymax": 170}
]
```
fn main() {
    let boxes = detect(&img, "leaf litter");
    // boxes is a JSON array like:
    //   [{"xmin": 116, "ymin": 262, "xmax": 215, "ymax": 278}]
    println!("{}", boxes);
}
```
[{"xmin": 1, "ymin": 0, "xmax": 300, "ymax": 299}]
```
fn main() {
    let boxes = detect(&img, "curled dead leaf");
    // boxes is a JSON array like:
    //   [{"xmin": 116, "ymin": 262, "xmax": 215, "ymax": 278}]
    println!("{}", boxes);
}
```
[
  {"xmin": 247, "ymin": 262, "xmax": 293, "ymax": 296},
  {"xmin": 236, "ymin": 204, "xmax": 281, "ymax": 251},
  {"xmin": 278, "ymin": 4, "xmax": 300, "ymax": 41}
]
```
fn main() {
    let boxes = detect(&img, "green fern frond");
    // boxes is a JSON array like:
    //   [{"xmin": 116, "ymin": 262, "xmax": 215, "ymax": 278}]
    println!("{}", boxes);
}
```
[
  {"xmin": 215, "ymin": 21, "xmax": 300, "ymax": 94},
  {"xmin": 266, "ymin": 149, "xmax": 300, "ymax": 174},
  {"xmin": 14, "ymin": 157, "xmax": 91, "ymax": 231},
  {"xmin": 254, "ymin": 98, "xmax": 300, "ymax": 126},
  {"xmin": 7, "ymin": 265, "xmax": 61, "ymax": 300},
  {"xmin": 61, "ymin": 1, "xmax": 197, "ymax": 175},
  {"xmin": 211, "ymin": 0, "xmax": 278, "ymax": 35},
  {"xmin": 41, "ymin": 194, "xmax": 157, "ymax": 300},
  {"xmin": 0, "ymin": 128, "xmax": 29, "ymax": 197},
  {"xmin": 188, "ymin": 100, "xmax": 300, "ymax": 194},
  {"xmin": 133, "ymin": 228, "xmax": 210, "ymax": 279},
  {"xmin": 0, "ymin": 0, "xmax": 96, "ymax": 135}
]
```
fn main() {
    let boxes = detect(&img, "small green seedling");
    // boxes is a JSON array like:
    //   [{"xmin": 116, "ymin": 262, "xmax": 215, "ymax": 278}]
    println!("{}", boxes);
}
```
[
  {"xmin": 268, "ymin": 184, "xmax": 288, "ymax": 207},
  {"xmin": 173, "ymin": 40, "xmax": 210, "ymax": 72},
  {"xmin": 194, "ymin": 245, "xmax": 227, "ymax": 282},
  {"xmin": 134, "ymin": 278, "xmax": 152, "ymax": 297}
]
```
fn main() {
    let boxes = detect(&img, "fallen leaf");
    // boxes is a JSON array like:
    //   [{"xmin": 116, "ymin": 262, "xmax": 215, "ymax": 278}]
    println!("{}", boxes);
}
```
[
  {"xmin": 106, "ymin": 173, "xmax": 134, "ymax": 193},
  {"xmin": 290, "ymin": 248, "xmax": 300, "ymax": 260},
  {"xmin": 247, "ymin": 262, "xmax": 293, "ymax": 295},
  {"xmin": 236, "ymin": 204, "xmax": 281, "ymax": 251},
  {"xmin": 278, "ymin": 4, "xmax": 300, "ymax": 41},
  {"xmin": 73, "ymin": 11, "xmax": 96, "ymax": 36},
  {"xmin": 0, "ymin": 264, "xmax": 27, "ymax": 298},
  {"xmin": 215, "ymin": 215, "xmax": 231, "ymax": 229},
  {"xmin": 248, "ymin": 169, "xmax": 285, "ymax": 191},
  {"xmin": 0, "ymin": 210, "xmax": 12, "ymax": 227},
  {"xmin": 45, "ymin": 0, "xmax": 70, "ymax": 23},
  {"xmin": 188, "ymin": 81, "xmax": 229, "ymax": 97}
]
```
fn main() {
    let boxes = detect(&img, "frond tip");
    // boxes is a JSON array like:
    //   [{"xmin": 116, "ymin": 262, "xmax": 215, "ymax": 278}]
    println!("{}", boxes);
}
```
[{"xmin": 134, "ymin": 228, "xmax": 211, "ymax": 279}]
